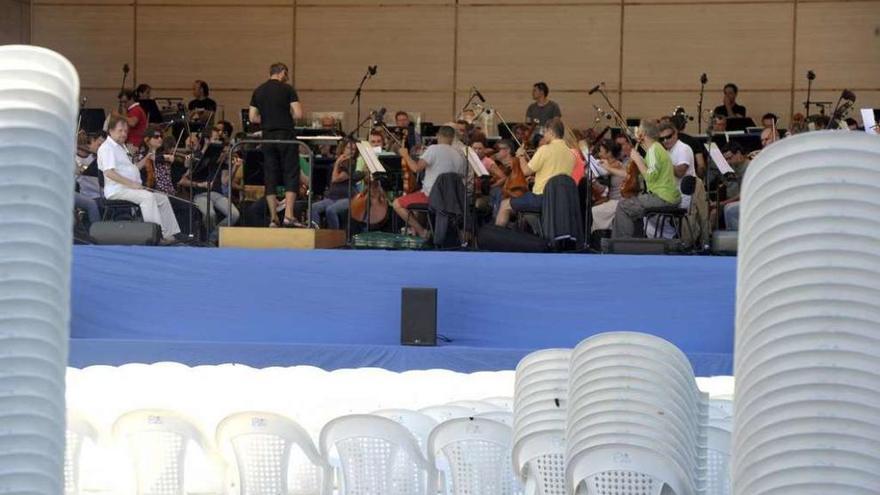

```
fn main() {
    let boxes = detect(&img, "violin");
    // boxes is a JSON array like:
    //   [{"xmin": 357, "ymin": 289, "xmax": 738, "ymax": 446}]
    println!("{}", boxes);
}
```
[{"xmin": 143, "ymin": 150, "xmax": 156, "ymax": 189}]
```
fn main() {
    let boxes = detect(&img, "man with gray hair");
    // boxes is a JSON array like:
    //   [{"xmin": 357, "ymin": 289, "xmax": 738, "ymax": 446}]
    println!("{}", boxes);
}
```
[
  {"xmin": 612, "ymin": 119, "xmax": 680, "ymax": 238},
  {"xmin": 396, "ymin": 125, "xmax": 467, "ymax": 238}
]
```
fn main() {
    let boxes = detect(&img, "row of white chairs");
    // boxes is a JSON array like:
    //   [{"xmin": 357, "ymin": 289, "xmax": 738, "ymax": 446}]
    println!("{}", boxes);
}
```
[
  {"xmin": 513, "ymin": 333, "xmax": 733, "ymax": 495},
  {"xmin": 66, "ymin": 401, "xmax": 516, "ymax": 495}
]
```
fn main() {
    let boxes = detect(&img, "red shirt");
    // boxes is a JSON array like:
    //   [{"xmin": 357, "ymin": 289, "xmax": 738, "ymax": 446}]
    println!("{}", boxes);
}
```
[
  {"xmin": 570, "ymin": 148, "xmax": 586, "ymax": 185},
  {"xmin": 126, "ymin": 103, "xmax": 148, "ymax": 147}
]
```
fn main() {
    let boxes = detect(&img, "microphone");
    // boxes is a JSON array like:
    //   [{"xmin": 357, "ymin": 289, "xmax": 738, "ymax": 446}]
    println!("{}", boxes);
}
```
[
  {"xmin": 123, "ymin": 63, "xmax": 130, "ymax": 74},
  {"xmin": 807, "ymin": 70, "xmax": 816, "ymax": 81},
  {"xmin": 588, "ymin": 83, "xmax": 602, "ymax": 95},
  {"xmin": 80, "ymin": 96, "xmax": 88, "ymax": 107},
  {"xmin": 700, "ymin": 73, "xmax": 708, "ymax": 85},
  {"xmin": 368, "ymin": 65, "xmax": 378, "ymax": 76},
  {"xmin": 372, "ymin": 107, "xmax": 386, "ymax": 124},
  {"xmin": 474, "ymin": 88, "xmax": 486, "ymax": 103}
]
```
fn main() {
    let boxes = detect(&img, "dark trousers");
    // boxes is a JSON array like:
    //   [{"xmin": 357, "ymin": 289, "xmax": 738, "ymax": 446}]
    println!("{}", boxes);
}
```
[{"xmin": 261, "ymin": 129, "xmax": 299, "ymax": 194}]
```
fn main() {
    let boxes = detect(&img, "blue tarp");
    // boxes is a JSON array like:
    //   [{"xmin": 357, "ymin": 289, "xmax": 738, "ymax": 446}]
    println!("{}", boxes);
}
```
[{"xmin": 71, "ymin": 246, "xmax": 736, "ymax": 375}]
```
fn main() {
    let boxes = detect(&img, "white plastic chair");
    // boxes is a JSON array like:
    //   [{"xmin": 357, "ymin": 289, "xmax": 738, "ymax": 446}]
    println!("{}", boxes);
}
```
[
  {"xmin": 733, "ymin": 132, "xmax": 880, "ymax": 495},
  {"xmin": 113, "ymin": 409, "xmax": 219, "ymax": 495},
  {"xmin": 65, "ymin": 412, "xmax": 98, "ymax": 495},
  {"xmin": 216, "ymin": 411, "xmax": 327, "ymax": 495},
  {"xmin": 566, "ymin": 332, "xmax": 704, "ymax": 495},
  {"xmin": 444, "ymin": 400, "xmax": 503, "ymax": 414},
  {"xmin": 427, "ymin": 417, "xmax": 519, "ymax": 495},
  {"xmin": 372, "ymin": 409, "xmax": 438, "ymax": 454},
  {"xmin": 418, "ymin": 405, "xmax": 473, "ymax": 424},
  {"xmin": 475, "ymin": 410, "xmax": 514, "ymax": 427},
  {"xmin": 482, "ymin": 397, "xmax": 514, "ymax": 411},
  {"xmin": 319, "ymin": 414, "xmax": 434, "ymax": 495}
]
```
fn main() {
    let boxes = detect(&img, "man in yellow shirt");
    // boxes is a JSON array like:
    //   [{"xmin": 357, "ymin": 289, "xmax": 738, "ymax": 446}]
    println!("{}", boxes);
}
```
[
  {"xmin": 495, "ymin": 118, "xmax": 574, "ymax": 226},
  {"xmin": 612, "ymin": 119, "xmax": 681, "ymax": 238}
]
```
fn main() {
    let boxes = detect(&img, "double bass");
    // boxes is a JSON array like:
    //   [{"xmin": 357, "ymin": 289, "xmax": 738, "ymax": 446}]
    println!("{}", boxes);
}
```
[{"xmin": 348, "ymin": 145, "xmax": 389, "ymax": 228}]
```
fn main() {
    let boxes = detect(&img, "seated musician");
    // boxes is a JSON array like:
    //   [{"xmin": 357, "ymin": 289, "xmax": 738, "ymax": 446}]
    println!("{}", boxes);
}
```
[
  {"xmin": 525, "ymin": 82, "xmax": 562, "ymax": 135},
  {"xmin": 311, "ymin": 141, "xmax": 359, "ymax": 230},
  {"xmin": 494, "ymin": 118, "xmax": 574, "ymax": 227},
  {"xmin": 74, "ymin": 132, "xmax": 106, "ymax": 226},
  {"xmin": 139, "ymin": 126, "xmax": 177, "ymax": 196},
  {"xmin": 188, "ymin": 79, "xmax": 217, "ymax": 123},
  {"xmin": 179, "ymin": 121, "xmax": 241, "ymax": 231},
  {"xmin": 487, "ymin": 139, "xmax": 516, "ymax": 215},
  {"xmin": 115, "ymin": 89, "xmax": 147, "ymax": 147},
  {"xmin": 658, "ymin": 122, "xmax": 695, "ymax": 196},
  {"xmin": 590, "ymin": 139, "xmax": 627, "ymax": 232},
  {"xmin": 713, "ymin": 83, "xmax": 746, "ymax": 118},
  {"xmin": 718, "ymin": 142, "xmax": 749, "ymax": 231},
  {"xmin": 395, "ymin": 111, "xmax": 419, "ymax": 148},
  {"xmin": 98, "ymin": 115, "xmax": 181, "ymax": 242},
  {"xmin": 395, "ymin": 125, "xmax": 467, "ymax": 239},
  {"xmin": 355, "ymin": 131, "xmax": 387, "ymax": 173},
  {"xmin": 760, "ymin": 113, "xmax": 780, "ymax": 147},
  {"xmin": 611, "ymin": 120, "xmax": 680, "ymax": 238},
  {"xmin": 615, "ymin": 134, "xmax": 633, "ymax": 164},
  {"xmin": 563, "ymin": 127, "xmax": 586, "ymax": 185}
]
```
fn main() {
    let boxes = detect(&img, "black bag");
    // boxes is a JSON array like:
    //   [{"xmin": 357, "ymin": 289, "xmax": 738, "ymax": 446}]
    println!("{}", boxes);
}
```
[
  {"xmin": 90, "ymin": 221, "xmax": 161, "ymax": 246},
  {"xmin": 477, "ymin": 225, "xmax": 549, "ymax": 253}
]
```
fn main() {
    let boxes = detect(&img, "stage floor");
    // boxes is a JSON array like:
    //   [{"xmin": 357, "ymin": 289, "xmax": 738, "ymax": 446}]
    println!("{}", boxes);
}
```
[{"xmin": 71, "ymin": 246, "xmax": 735, "ymax": 376}]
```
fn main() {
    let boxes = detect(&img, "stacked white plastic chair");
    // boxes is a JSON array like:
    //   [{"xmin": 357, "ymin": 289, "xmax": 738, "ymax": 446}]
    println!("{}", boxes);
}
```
[
  {"xmin": 216, "ymin": 411, "xmax": 327, "ymax": 495},
  {"xmin": 566, "ymin": 332, "xmax": 705, "ymax": 495},
  {"xmin": 427, "ymin": 416, "xmax": 520, "ymax": 495},
  {"xmin": 512, "ymin": 349, "xmax": 571, "ymax": 495},
  {"xmin": 319, "ymin": 414, "xmax": 434, "ymax": 495},
  {"xmin": 0, "ymin": 45, "xmax": 78, "ymax": 495},
  {"xmin": 65, "ymin": 412, "xmax": 98, "ymax": 495},
  {"xmin": 113, "ymin": 409, "xmax": 219, "ymax": 495},
  {"xmin": 704, "ymin": 399, "xmax": 732, "ymax": 495},
  {"xmin": 732, "ymin": 131, "xmax": 880, "ymax": 494}
]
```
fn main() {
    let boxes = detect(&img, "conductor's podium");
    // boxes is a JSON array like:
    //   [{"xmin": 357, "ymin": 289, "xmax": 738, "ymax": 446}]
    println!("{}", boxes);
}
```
[{"xmin": 218, "ymin": 227, "xmax": 346, "ymax": 250}]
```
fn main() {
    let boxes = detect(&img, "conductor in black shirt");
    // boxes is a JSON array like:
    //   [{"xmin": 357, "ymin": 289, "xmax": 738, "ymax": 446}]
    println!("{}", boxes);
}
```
[{"xmin": 249, "ymin": 62, "xmax": 304, "ymax": 227}]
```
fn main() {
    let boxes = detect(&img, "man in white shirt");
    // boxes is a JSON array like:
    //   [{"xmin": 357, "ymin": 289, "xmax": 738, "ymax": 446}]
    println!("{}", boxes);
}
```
[
  {"xmin": 396, "ymin": 125, "xmax": 467, "ymax": 238},
  {"xmin": 97, "ymin": 115, "xmax": 181, "ymax": 242},
  {"xmin": 658, "ymin": 122, "xmax": 694, "ymax": 207}
]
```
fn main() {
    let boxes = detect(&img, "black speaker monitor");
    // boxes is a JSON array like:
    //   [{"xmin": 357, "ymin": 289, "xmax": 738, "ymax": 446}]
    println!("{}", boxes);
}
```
[{"xmin": 401, "ymin": 288, "xmax": 437, "ymax": 346}]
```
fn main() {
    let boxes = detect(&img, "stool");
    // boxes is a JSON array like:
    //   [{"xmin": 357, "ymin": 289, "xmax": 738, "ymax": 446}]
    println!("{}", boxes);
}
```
[{"xmin": 101, "ymin": 200, "xmax": 142, "ymax": 221}]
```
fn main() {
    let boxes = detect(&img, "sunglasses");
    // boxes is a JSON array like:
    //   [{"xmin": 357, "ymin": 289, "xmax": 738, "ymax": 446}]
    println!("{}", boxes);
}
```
[{"xmin": 659, "ymin": 134, "xmax": 675, "ymax": 141}]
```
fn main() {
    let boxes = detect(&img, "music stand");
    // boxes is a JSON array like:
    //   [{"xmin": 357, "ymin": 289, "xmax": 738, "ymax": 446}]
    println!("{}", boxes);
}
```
[
  {"xmin": 79, "ymin": 108, "xmax": 106, "ymax": 134},
  {"xmin": 190, "ymin": 143, "xmax": 226, "ymax": 236},
  {"xmin": 725, "ymin": 117, "xmax": 756, "ymax": 132}
]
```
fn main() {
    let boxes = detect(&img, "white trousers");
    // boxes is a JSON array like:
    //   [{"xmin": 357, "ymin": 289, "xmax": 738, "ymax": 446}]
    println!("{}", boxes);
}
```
[
  {"xmin": 108, "ymin": 188, "xmax": 181, "ymax": 239},
  {"xmin": 591, "ymin": 199, "xmax": 619, "ymax": 232}
]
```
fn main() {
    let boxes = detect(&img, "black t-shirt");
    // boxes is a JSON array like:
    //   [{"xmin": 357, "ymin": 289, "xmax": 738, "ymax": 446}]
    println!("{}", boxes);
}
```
[
  {"xmin": 250, "ymin": 80, "xmax": 299, "ymax": 132},
  {"xmin": 188, "ymin": 97, "xmax": 217, "ymax": 113},
  {"xmin": 713, "ymin": 103, "xmax": 746, "ymax": 118}
]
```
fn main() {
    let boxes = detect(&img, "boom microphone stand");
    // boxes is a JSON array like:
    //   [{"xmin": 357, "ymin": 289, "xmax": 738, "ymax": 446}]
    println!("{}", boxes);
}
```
[
  {"xmin": 350, "ymin": 65, "xmax": 377, "ymax": 139},
  {"xmin": 697, "ymin": 73, "xmax": 707, "ymax": 134}
]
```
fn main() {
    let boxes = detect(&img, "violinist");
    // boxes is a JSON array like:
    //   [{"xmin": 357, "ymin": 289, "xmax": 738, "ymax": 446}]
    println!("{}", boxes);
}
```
[
  {"xmin": 98, "ymin": 115, "xmax": 181, "ymax": 242},
  {"xmin": 394, "ymin": 111, "xmax": 418, "ymax": 149},
  {"xmin": 310, "ymin": 141, "xmax": 359, "ymax": 230},
  {"xmin": 115, "ymin": 89, "xmax": 147, "ymax": 147},
  {"xmin": 396, "ymin": 125, "xmax": 467, "ymax": 239},
  {"xmin": 611, "ymin": 120, "xmax": 680, "ymax": 239},
  {"xmin": 495, "ymin": 118, "xmax": 573, "ymax": 227},
  {"xmin": 589, "ymin": 139, "xmax": 627, "ymax": 233},
  {"xmin": 179, "ymin": 121, "xmax": 241, "ymax": 231},
  {"xmin": 140, "ymin": 126, "xmax": 176, "ymax": 195}
]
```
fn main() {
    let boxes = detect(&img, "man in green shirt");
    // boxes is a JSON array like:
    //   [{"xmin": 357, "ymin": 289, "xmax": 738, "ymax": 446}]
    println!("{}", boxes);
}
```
[{"xmin": 612, "ymin": 119, "xmax": 682, "ymax": 238}]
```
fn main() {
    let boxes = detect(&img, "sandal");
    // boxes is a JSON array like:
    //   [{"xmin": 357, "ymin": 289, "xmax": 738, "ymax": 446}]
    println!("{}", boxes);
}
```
[{"xmin": 282, "ymin": 217, "xmax": 306, "ymax": 228}]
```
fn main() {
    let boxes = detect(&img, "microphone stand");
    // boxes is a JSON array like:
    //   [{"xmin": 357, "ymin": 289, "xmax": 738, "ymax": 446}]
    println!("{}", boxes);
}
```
[
  {"xmin": 350, "ymin": 66, "xmax": 375, "ymax": 139},
  {"xmin": 697, "ymin": 76, "xmax": 707, "ymax": 134},
  {"xmin": 805, "ymin": 71, "xmax": 815, "ymax": 116}
]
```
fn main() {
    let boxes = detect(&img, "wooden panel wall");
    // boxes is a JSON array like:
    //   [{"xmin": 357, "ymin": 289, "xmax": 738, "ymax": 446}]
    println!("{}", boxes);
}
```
[
  {"xmin": 27, "ymin": 0, "xmax": 880, "ymax": 133},
  {"xmin": 0, "ymin": 0, "xmax": 30, "ymax": 45}
]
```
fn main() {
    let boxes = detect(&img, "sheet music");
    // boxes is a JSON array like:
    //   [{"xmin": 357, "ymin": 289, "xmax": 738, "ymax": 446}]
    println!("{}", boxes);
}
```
[
  {"xmin": 356, "ymin": 141, "xmax": 386, "ymax": 174},
  {"xmin": 466, "ymin": 147, "xmax": 490, "ymax": 176},
  {"xmin": 705, "ymin": 142, "xmax": 735, "ymax": 175},
  {"xmin": 861, "ymin": 108, "xmax": 878, "ymax": 135}
]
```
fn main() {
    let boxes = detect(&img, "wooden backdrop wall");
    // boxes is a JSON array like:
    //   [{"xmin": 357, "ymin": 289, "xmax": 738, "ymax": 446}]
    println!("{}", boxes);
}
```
[{"xmin": 17, "ymin": 0, "xmax": 880, "ymax": 133}]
